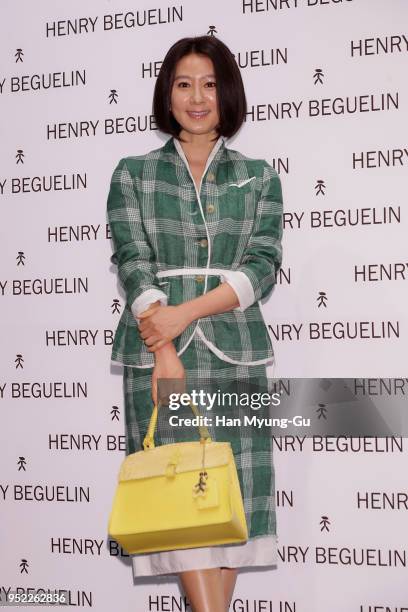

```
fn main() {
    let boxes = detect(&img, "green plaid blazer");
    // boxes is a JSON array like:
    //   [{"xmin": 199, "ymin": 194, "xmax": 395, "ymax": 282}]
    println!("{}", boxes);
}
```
[{"xmin": 107, "ymin": 135, "xmax": 283, "ymax": 368}]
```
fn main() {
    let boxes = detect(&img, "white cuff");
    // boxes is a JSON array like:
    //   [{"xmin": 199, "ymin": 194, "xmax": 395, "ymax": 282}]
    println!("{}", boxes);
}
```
[
  {"xmin": 131, "ymin": 289, "xmax": 168, "ymax": 319},
  {"xmin": 222, "ymin": 271, "xmax": 256, "ymax": 312}
]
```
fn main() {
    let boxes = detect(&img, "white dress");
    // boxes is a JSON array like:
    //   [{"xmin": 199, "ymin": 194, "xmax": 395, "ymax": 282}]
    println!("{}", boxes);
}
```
[{"xmin": 132, "ymin": 534, "xmax": 278, "ymax": 577}]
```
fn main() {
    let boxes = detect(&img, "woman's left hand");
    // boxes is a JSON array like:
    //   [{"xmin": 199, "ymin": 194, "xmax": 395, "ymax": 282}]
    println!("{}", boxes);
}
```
[{"xmin": 137, "ymin": 304, "xmax": 192, "ymax": 352}]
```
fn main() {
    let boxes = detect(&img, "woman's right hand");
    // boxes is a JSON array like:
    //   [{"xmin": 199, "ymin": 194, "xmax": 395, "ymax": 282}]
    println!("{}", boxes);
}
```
[{"xmin": 151, "ymin": 348, "xmax": 186, "ymax": 407}]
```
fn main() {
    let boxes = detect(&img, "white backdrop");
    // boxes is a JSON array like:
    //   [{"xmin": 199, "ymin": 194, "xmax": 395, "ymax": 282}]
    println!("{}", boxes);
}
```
[{"xmin": 1, "ymin": 0, "xmax": 407, "ymax": 610}]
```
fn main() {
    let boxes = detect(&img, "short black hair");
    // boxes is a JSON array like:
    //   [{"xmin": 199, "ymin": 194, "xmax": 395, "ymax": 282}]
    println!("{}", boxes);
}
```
[{"xmin": 153, "ymin": 35, "xmax": 246, "ymax": 142}]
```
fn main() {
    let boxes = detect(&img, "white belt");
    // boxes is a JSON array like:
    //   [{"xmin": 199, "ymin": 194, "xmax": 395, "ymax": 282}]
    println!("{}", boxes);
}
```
[{"xmin": 156, "ymin": 267, "xmax": 234, "ymax": 282}]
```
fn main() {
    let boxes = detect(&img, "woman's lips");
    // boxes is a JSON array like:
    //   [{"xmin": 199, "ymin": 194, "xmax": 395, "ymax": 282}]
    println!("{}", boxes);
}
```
[{"xmin": 187, "ymin": 111, "xmax": 210, "ymax": 119}]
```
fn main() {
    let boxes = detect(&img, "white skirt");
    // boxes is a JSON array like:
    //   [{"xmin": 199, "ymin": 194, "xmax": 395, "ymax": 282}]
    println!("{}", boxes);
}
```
[{"xmin": 131, "ymin": 534, "xmax": 278, "ymax": 577}]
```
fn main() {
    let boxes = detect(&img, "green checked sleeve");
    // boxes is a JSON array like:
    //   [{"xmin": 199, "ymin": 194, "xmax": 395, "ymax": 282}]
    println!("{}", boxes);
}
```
[
  {"xmin": 227, "ymin": 161, "xmax": 283, "ymax": 311},
  {"xmin": 107, "ymin": 158, "xmax": 168, "ymax": 318}
]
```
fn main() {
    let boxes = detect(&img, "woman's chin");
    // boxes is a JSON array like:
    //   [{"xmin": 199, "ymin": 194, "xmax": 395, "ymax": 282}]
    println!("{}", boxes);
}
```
[{"xmin": 180, "ymin": 123, "xmax": 218, "ymax": 136}]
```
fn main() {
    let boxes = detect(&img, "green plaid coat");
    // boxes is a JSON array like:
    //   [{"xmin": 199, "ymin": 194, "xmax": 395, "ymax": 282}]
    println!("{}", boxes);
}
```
[{"xmin": 107, "ymin": 135, "xmax": 283, "ymax": 369}]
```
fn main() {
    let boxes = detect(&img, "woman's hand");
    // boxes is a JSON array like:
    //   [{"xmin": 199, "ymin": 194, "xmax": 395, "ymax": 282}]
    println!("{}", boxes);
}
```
[
  {"xmin": 138, "ymin": 304, "xmax": 192, "ymax": 352},
  {"xmin": 151, "ymin": 349, "xmax": 186, "ymax": 406}
]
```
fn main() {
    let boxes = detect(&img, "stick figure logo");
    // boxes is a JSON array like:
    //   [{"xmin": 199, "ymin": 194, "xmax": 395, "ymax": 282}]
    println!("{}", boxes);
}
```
[
  {"xmin": 317, "ymin": 291, "xmax": 327, "ymax": 308},
  {"xmin": 111, "ymin": 299, "xmax": 121, "ymax": 314},
  {"xmin": 111, "ymin": 406, "xmax": 120, "ymax": 421},
  {"xmin": 314, "ymin": 68, "xmax": 324, "ymax": 85},
  {"xmin": 17, "ymin": 251, "xmax": 25, "ymax": 266},
  {"xmin": 109, "ymin": 89, "xmax": 118, "ymax": 104},
  {"xmin": 315, "ymin": 179, "xmax": 325, "ymax": 195},
  {"xmin": 320, "ymin": 515, "xmax": 330, "ymax": 532},
  {"xmin": 17, "ymin": 456, "xmax": 27, "ymax": 471},
  {"xmin": 317, "ymin": 404, "xmax": 327, "ymax": 419}
]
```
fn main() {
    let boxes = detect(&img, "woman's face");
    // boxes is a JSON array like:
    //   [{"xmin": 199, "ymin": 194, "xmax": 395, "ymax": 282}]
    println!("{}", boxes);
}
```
[{"xmin": 170, "ymin": 52, "xmax": 219, "ymax": 138}]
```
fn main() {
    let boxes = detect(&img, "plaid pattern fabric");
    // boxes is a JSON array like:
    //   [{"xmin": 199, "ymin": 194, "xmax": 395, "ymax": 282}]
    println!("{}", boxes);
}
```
[
  {"xmin": 123, "ymin": 331, "xmax": 277, "ymax": 540},
  {"xmin": 107, "ymin": 136, "xmax": 283, "ymax": 368}
]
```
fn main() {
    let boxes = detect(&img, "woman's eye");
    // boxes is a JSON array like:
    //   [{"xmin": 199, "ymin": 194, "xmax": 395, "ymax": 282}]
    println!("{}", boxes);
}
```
[{"xmin": 175, "ymin": 81, "xmax": 216, "ymax": 88}]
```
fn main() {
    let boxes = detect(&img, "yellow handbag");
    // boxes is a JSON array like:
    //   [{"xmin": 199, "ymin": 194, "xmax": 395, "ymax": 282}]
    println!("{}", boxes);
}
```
[{"xmin": 108, "ymin": 399, "xmax": 248, "ymax": 554}]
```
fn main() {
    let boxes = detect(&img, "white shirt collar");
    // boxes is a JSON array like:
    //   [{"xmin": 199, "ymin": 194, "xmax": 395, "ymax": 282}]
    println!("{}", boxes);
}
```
[
  {"xmin": 173, "ymin": 135, "xmax": 225, "ymax": 169},
  {"xmin": 173, "ymin": 135, "xmax": 225, "ymax": 195}
]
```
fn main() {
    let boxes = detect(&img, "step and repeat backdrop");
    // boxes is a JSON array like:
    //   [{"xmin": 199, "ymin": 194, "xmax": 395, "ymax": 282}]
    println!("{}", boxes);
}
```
[{"xmin": 1, "ymin": 0, "xmax": 407, "ymax": 610}]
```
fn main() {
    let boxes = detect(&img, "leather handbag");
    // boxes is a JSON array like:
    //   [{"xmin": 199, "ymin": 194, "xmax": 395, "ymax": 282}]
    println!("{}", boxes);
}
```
[{"xmin": 108, "ymin": 398, "xmax": 248, "ymax": 554}]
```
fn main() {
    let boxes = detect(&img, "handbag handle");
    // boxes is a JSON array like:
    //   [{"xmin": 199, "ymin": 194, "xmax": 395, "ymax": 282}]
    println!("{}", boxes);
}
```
[{"xmin": 143, "ymin": 398, "xmax": 212, "ymax": 450}]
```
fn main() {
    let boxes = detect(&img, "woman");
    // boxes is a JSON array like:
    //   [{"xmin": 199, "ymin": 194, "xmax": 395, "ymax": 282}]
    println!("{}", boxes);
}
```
[{"xmin": 107, "ymin": 35, "xmax": 283, "ymax": 612}]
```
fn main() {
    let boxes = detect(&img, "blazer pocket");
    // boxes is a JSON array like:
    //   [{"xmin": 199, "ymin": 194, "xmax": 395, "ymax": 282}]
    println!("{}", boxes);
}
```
[
  {"xmin": 228, "ymin": 176, "xmax": 257, "ymax": 192},
  {"xmin": 226, "ymin": 178, "xmax": 257, "ymax": 220}
]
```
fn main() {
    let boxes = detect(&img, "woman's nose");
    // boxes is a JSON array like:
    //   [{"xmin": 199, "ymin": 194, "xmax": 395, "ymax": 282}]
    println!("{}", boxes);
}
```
[{"xmin": 191, "ymin": 84, "xmax": 205, "ymax": 103}]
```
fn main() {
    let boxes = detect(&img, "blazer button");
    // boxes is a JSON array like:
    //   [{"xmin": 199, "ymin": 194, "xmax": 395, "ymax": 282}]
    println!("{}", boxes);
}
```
[
  {"xmin": 206, "ymin": 203, "xmax": 215, "ymax": 213},
  {"xmin": 199, "ymin": 238, "xmax": 208, "ymax": 248},
  {"xmin": 207, "ymin": 172, "xmax": 215, "ymax": 181},
  {"xmin": 195, "ymin": 275, "xmax": 205, "ymax": 283}
]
